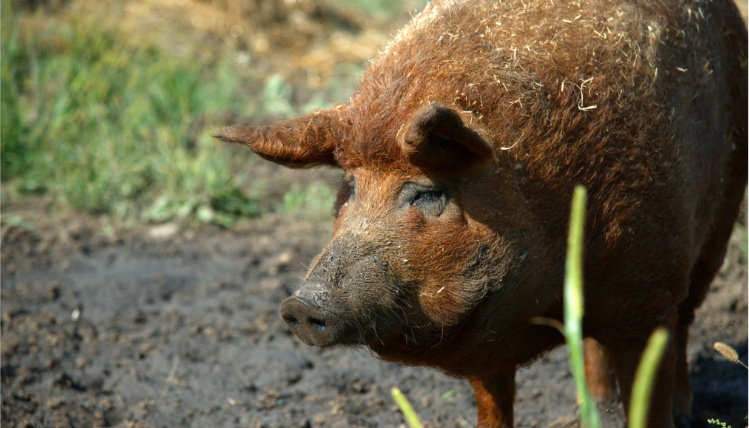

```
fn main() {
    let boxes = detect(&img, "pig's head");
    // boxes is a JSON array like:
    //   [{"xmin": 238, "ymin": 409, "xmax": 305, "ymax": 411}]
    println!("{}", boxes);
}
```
[{"xmin": 215, "ymin": 104, "xmax": 541, "ymax": 367}]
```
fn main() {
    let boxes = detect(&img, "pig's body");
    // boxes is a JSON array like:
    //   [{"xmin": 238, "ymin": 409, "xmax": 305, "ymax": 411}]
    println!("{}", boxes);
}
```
[{"xmin": 216, "ymin": 0, "xmax": 747, "ymax": 426}]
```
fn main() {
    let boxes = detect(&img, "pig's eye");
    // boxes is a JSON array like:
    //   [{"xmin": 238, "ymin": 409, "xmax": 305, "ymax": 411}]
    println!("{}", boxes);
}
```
[
  {"xmin": 412, "ymin": 190, "xmax": 447, "ymax": 213},
  {"xmin": 402, "ymin": 185, "xmax": 448, "ymax": 216}
]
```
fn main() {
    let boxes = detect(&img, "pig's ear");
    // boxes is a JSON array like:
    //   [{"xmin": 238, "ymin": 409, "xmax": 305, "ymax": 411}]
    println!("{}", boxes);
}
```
[
  {"xmin": 402, "ymin": 105, "xmax": 493, "ymax": 173},
  {"xmin": 214, "ymin": 109, "xmax": 339, "ymax": 168}
]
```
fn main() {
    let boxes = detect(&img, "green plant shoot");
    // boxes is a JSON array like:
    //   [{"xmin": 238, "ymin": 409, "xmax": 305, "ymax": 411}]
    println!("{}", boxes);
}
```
[
  {"xmin": 564, "ymin": 185, "xmax": 601, "ymax": 428},
  {"xmin": 391, "ymin": 387, "xmax": 424, "ymax": 428},
  {"xmin": 628, "ymin": 327, "xmax": 669, "ymax": 428}
]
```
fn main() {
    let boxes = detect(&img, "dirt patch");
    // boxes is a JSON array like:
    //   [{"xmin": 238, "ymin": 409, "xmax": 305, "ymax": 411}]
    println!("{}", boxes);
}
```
[{"xmin": 1, "ymin": 190, "xmax": 747, "ymax": 428}]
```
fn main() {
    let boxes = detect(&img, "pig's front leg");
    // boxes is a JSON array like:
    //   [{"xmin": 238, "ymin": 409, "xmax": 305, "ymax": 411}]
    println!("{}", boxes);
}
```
[{"xmin": 469, "ymin": 373, "xmax": 515, "ymax": 428}]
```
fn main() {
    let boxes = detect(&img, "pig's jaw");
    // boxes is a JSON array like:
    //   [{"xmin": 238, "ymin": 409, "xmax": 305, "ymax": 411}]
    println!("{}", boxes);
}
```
[{"xmin": 280, "ymin": 290, "xmax": 452, "ymax": 356}]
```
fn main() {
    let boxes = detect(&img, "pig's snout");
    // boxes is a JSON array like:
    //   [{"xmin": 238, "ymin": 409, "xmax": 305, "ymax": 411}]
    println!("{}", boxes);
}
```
[
  {"xmin": 281, "ymin": 238, "xmax": 387, "ymax": 347},
  {"xmin": 280, "ymin": 293, "xmax": 353, "ymax": 347}
]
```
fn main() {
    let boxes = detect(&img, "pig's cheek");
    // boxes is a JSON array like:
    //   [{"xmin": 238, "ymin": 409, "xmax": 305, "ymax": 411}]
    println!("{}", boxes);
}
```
[{"xmin": 416, "ymin": 284, "xmax": 466, "ymax": 326}]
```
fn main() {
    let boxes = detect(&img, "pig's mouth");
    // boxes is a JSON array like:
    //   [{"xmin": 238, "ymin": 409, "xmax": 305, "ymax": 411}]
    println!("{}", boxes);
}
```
[
  {"xmin": 280, "ymin": 293, "xmax": 448, "ymax": 359},
  {"xmin": 280, "ymin": 296, "xmax": 361, "ymax": 347}
]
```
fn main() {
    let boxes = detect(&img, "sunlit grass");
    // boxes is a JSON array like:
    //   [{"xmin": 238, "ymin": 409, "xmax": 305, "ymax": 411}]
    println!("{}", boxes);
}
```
[
  {"xmin": 2, "ymin": 3, "xmax": 255, "ymax": 225},
  {"xmin": 563, "ymin": 186, "xmax": 602, "ymax": 428},
  {"xmin": 281, "ymin": 182, "xmax": 337, "ymax": 220},
  {"xmin": 332, "ymin": 0, "xmax": 430, "ymax": 19},
  {"xmin": 628, "ymin": 328, "xmax": 669, "ymax": 428},
  {"xmin": 1, "ymin": 1, "xmax": 359, "ymax": 226},
  {"xmin": 391, "ymin": 387, "xmax": 424, "ymax": 428}
]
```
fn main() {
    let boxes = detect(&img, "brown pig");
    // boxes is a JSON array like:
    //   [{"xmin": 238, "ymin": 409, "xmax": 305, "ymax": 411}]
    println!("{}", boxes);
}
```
[{"xmin": 215, "ymin": 0, "xmax": 747, "ymax": 426}]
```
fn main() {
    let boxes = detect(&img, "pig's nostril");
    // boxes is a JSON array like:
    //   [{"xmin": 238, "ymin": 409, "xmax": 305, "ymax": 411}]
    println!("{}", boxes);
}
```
[
  {"xmin": 308, "ymin": 317, "xmax": 326, "ymax": 332},
  {"xmin": 284, "ymin": 315, "xmax": 300, "ymax": 327},
  {"xmin": 280, "ymin": 295, "xmax": 353, "ymax": 347}
]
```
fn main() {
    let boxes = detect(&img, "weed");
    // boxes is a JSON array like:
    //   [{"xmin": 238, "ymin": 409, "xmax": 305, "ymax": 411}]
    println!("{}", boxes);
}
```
[
  {"xmin": 2, "ymin": 4, "xmax": 256, "ymax": 225},
  {"xmin": 391, "ymin": 387, "xmax": 423, "ymax": 428},
  {"xmin": 281, "ymin": 182, "xmax": 336, "ymax": 221},
  {"xmin": 708, "ymin": 341, "xmax": 747, "ymax": 428},
  {"xmin": 2, "ymin": 0, "xmax": 373, "ymax": 226},
  {"xmin": 332, "ymin": 0, "xmax": 430, "ymax": 19},
  {"xmin": 707, "ymin": 418, "xmax": 733, "ymax": 428},
  {"xmin": 563, "ymin": 186, "xmax": 602, "ymax": 428},
  {"xmin": 713, "ymin": 342, "xmax": 748, "ymax": 369},
  {"xmin": 260, "ymin": 75, "xmax": 296, "ymax": 118},
  {"xmin": 628, "ymin": 328, "xmax": 669, "ymax": 428}
]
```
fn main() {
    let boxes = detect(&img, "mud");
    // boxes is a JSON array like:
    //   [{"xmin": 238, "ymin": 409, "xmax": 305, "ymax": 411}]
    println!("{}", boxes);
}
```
[{"xmin": 1, "ymin": 191, "xmax": 747, "ymax": 428}]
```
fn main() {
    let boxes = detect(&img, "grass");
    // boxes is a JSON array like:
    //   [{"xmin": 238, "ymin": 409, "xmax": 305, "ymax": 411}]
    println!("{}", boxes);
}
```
[
  {"xmin": 392, "ymin": 387, "xmax": 424, "ymax": 428},
  {"xmin": 563, "ymin": 186, "xmax": 602, "ymax": 428},
  {"xmin": 1, "ymin": 0, "xmax": 362, "ymax": 226},
  {"xmin": 713, "ymin": 342, "xmax": 749, "ymax": 369},
  {"xmin": 3, "ymin": 2, "xmax": 252, "ymax": 225},
  {"xmin": 281, "ymin": 182, "xmax": 337, "ymax": 220},
  {"xmin": 707, "ymin": 418, "xmax": 733, "ymax": 428},
  {"xmin": 709, "ymin": 341, "xmax": 748, "ymax": 428},
  {"xmin": 333, "ymin": 0, "xmax": 430, "ymax": 19},
  {"xmin": 628, "ymin": 328, "xmax": 669, "ymax": 428}
]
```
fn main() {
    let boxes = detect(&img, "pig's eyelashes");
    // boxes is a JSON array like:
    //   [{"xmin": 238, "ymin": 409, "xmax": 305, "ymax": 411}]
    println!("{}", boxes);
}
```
[
  {"xmin": 398, "ymin": 182, "xmax": 448, "ymax": 216},
  {"xmin": 410, "ymin": 190, "xmax": 448, "ymax": 216}
]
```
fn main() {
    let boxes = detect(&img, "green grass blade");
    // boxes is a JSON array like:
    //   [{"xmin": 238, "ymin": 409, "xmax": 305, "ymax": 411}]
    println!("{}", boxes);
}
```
[
  {"xmin": 391, "ymin": 387, "xmax": 424, "ymax": 428},
  {"xmin": 565, "ymin": 186, "xmax": 586, "ymax": 325},
  {"xmin": 564, "ymin": 185, "xmax": 601, "ymax": 428},
  {"xmin": 628, "ymin": 327, "xmax": 669, "ymax": 428}
]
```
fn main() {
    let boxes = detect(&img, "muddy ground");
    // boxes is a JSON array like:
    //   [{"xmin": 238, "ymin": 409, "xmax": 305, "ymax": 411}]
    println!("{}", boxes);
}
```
[{"xmin": 1, "ymin": 190, "xmax": 747, "ymax": 428}]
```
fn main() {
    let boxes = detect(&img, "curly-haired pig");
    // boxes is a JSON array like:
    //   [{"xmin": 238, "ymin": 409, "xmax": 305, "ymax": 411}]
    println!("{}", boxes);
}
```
[{"xmin": 215, "ymin": 0, "xmax": 748, "ymax": 426}]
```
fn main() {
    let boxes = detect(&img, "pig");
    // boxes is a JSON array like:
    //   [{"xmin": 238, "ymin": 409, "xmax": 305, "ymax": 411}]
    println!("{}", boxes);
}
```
[{"xmin": 215, "ymin": 0, "xmax": 747, "ymax": 426}]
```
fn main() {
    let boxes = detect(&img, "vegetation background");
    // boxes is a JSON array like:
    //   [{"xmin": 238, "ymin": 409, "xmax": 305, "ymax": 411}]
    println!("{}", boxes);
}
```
[{"xmin": 2, "ymin": 0, "xmax": 428, "ymax": 227}]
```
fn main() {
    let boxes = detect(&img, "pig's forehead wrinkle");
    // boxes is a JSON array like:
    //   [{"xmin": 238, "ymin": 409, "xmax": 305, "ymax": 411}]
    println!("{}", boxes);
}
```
[
  {"xmin": 345, "ymin": 221, "xmax": 400, "ymax": 248},
  {"xmin": 334, "ymin": 129, "xmax": 408, "ymax": 170}
]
